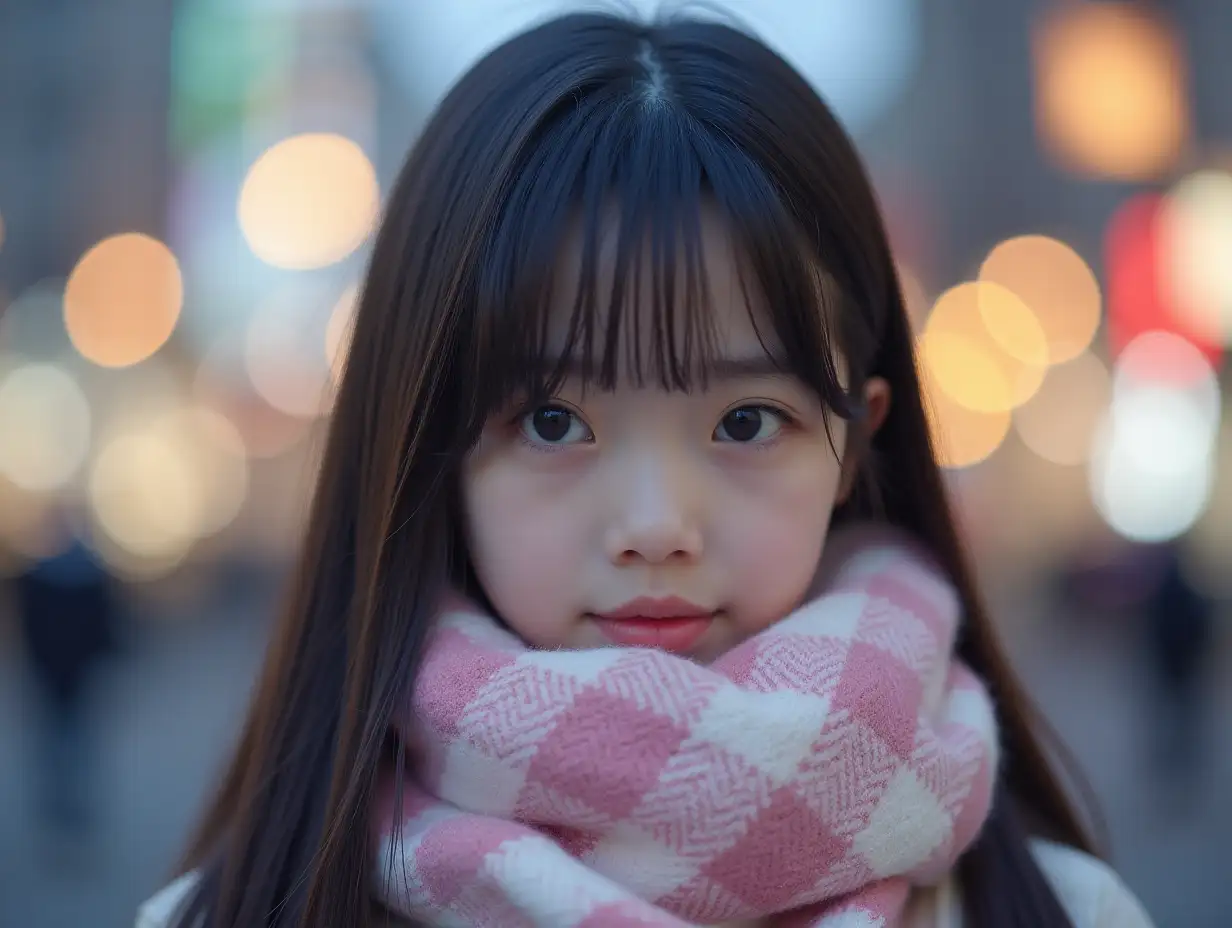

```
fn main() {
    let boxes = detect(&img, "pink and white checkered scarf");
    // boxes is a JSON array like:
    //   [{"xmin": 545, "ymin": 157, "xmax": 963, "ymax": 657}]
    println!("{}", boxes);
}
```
[{"xmin": 375, "ymin": 530, "xmax": 998, "ymax": 927}]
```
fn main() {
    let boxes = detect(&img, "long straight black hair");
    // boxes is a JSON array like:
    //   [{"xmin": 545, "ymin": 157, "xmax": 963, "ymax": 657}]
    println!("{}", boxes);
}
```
[{"xmin": 175, "ymin": 11, "xmax": 1092, "ymax": 927}]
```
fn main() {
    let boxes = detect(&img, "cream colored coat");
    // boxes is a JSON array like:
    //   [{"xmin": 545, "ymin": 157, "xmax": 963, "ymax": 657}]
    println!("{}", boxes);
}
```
[{"xmin": 136, "ymin": 840, "xmax": 1154, "ymax": 928}]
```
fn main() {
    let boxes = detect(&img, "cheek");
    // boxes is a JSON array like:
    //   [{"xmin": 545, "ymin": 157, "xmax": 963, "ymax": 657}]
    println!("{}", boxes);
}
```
[
  {"xmin": 462, "ymin": 457, "xmax": 584, "ymax": 648},
  {"xmin": 718, "ymin": 449, "xmax": 843, "ymax": 634}
]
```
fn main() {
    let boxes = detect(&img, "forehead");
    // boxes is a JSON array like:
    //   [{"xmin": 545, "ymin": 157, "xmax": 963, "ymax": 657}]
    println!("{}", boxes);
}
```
[{"xmin": 546, "ymin": 201, "xmax": 781, "ymax": 371}]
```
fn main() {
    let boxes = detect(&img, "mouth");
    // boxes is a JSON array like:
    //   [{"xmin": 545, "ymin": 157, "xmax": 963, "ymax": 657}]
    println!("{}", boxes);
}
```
[{"xmin": 590, "ymin": 596, "xmax": 716, "ymax": 654}]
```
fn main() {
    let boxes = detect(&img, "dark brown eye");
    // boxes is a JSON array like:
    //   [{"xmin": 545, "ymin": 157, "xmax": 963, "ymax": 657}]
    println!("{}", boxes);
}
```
[
  {"xmin": 714, "ymin": 406, "xmax": 783, "ymax": 443},
  {"xmin": 520, "ymin": 405, "xmax": 592, "ymax": 445}
]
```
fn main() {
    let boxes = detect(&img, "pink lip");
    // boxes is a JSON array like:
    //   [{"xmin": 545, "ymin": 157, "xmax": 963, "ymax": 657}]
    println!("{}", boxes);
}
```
[
  {"xmin": 597, "ymin": 596, "xmax": 712, "ymax": 620},
  {"xmin": 592, "ymin": 597, "xmax": 716, "ymax": 654}
]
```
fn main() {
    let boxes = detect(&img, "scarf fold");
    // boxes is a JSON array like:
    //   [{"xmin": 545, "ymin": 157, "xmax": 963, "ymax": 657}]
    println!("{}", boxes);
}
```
[{"xmin": 375, "ymin": 528, "xmax": 999, "ymax": 927}]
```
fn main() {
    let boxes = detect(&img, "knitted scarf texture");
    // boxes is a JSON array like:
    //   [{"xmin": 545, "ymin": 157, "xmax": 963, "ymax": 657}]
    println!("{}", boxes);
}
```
[{"xmin": 375, "ymin": 529, "xmax": 998, "ymax": 927}]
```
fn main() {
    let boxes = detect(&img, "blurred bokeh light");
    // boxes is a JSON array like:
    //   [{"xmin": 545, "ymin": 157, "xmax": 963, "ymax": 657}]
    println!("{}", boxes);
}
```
[
  {"xmin": 1014, "ymin": 351, "xmax": 1111, "ymax": 467},
  {"xmin": 1032, "ymin": 2, "xmax": 1188, "ymax": 181},
  {"xmin": 89, "ymin": 429, "xmax": 205, "ymax": 569},
  {"xmin": 0, "ymin": 363, "xmax": 92, "ymax": 492},
  {"xmin": 193, "ymin": 334, "xmax": 314, "ymax": 459},
  {"xmin": 63, "ymin": 233, "xmax": 184, "ymax": 369},
  {"xmin": 244, "ymin": 283, "xmax": 337, "ymax": 418},
  {"xmin": 1090, "ymin": 331, "xmax": 1220, "ymax": 542},
  {"xmin": 920, "ymin": 281, "xmax": 1048, "ymax": 413},
  {"xmin": 978, "ymin": 235, "xmax": 1102, "ymax": 364},
  {"xmin": 1161, "ymin": 169, "xmax": 1232, "ymax": 346},
  {"xmin": 920, "ymin": 356, "xmax": 1012, "ymax": 469},
  {"xmin": 237, "ymin": 132, "xmax": 379, "ymax": 270},
  {"xmin": 1105, "ymin": 192, "xmax": 1224, "ymax": 366}
]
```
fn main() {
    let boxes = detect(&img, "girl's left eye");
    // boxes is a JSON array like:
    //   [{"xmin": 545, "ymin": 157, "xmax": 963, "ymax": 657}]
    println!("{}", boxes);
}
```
[
  {"xmin": 713, "ymin": 405, "xmax": 787, "ymax": 443},
  {"xmin": 518, "ymin": 405, "xmax": 594, "ymax": 446}
]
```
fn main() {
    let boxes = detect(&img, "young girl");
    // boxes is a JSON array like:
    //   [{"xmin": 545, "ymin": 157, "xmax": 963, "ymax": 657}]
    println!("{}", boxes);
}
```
[{"xmin": 140, "ymin": 12, "xmax": 1153, "ymax": 928}]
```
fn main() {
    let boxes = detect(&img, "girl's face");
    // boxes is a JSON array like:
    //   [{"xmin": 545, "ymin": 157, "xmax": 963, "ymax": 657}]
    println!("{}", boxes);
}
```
[{"xmin": 462, "ymin": 211, "xmax": 886, "ymax": 662}]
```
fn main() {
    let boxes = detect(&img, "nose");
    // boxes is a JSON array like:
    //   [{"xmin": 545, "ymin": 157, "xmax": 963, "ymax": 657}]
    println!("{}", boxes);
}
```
[{"xmin": 603, "ymin": 453, "xmax": 703, "ymax": 565}]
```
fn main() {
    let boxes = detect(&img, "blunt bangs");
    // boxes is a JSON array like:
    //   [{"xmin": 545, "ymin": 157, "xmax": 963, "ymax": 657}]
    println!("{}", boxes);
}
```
[{"xmin": 461, "ymin": 66, "xmax": 861, "ymax": 430}]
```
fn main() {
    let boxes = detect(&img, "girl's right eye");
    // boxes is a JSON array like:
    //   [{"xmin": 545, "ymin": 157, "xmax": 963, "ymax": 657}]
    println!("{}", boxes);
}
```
[{"xmin": 518, "ymin": 405, "xmax": 594, "ymax": 447}]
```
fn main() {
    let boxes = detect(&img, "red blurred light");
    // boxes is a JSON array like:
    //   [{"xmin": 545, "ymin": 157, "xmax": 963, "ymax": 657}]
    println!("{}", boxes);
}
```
[{"xmin": 1104, "ymin": 193, "xmax": 1222, "ymax": 372}]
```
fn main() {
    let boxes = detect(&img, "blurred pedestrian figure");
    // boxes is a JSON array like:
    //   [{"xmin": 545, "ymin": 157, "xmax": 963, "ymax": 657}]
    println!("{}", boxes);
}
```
[
  {"xmin": 13, "ymin": 512, "xmax": 121, "ymax": 834},
  {"xmin": 1141, "ymin": 541, "xmax": 1215, "ymax": 783}
]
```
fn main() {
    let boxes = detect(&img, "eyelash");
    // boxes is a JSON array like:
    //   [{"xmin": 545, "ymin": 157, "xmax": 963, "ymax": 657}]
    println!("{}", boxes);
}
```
[
  {"xmin": 510, "ymin": 401, "xmax": 799, "ymax": 453},
  {"xmin": 511, "ymin": 401, "xmax": 591, "ymax": 454},
  {"xmin": 718, "ymin": 403, "xmax": 798, "ymax": 450}
]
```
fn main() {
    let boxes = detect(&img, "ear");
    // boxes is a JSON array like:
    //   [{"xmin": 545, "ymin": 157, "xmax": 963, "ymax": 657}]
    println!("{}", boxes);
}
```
[{"xmin": 836, "ymin": 376, "xmax": 891, "ymax": 505}]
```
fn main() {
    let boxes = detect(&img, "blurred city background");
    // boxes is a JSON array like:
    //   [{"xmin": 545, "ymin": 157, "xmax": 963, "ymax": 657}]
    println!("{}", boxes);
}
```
[{"xmin": 1, "ymin": 1, "xmax": 1229, "ymax": 925}]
